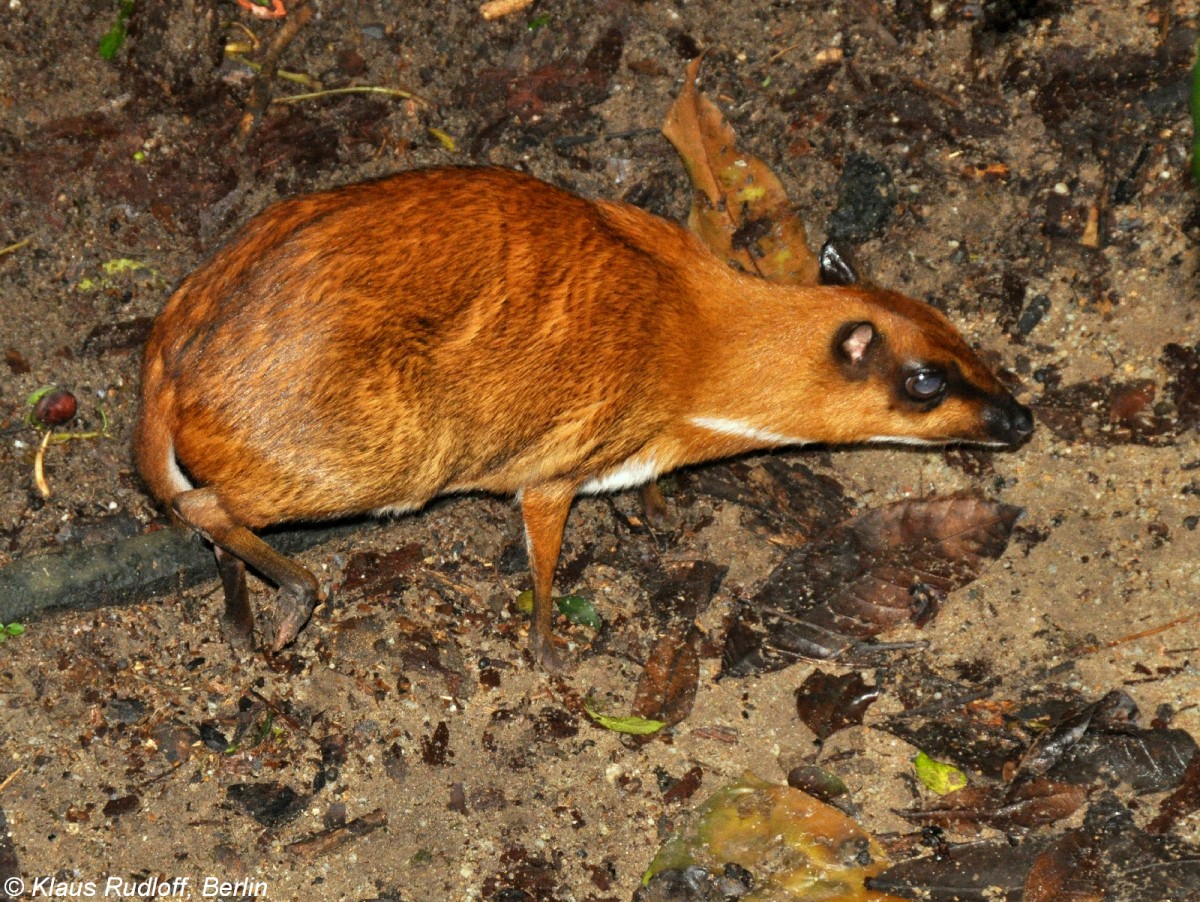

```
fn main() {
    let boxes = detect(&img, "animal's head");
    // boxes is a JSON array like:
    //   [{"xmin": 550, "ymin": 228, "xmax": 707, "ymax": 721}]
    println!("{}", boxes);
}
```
[{"xmin": 822, "ymin": 289, "xmax": 1033, "ymax": 447}]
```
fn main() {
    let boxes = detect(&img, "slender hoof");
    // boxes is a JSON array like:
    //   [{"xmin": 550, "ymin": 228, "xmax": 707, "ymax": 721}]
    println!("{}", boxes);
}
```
[
  {"xmin": 640, "ymin": 482, "xmax": 676, "ymax": 531},
  {"xmin": 529, "ymin": 628, "xmax": 566, "ymax": 673},
  {"xmin": 268, "ymin": 586, "xmax": 321, "ymax": 651},
  {"xmin": 219, "ymin": 613, "xmax": 256, "ymax": 651}
]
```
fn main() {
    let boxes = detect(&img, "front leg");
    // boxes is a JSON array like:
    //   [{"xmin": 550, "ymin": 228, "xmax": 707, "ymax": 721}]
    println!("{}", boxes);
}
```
[{"xmin": 520, "ymin": 481, "xmax": 577, "ymax": 672}]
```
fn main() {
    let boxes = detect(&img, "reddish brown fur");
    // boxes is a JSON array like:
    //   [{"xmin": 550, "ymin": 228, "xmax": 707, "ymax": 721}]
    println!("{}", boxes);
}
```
[{"xmin": 137, "ymin": 166, "xmax": 1029, "ymax": 666}]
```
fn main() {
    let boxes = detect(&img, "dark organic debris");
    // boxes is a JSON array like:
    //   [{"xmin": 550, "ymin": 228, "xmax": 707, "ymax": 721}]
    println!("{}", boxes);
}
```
[
  {"xmin": 79, "ymin": 317, "xmax": 155, "ymax": 357},
  {"xmin": 0, "ymin": 801, "xmax": 17, "ymax": 883},
  {"xmin": 872, "ymin": 795, "xmax": 1200, "ymax": 901},
  {"xmin": 1037, "ymin": 376, "xmax": 1178, "ymax": 446},
  {"xmin": 1163, "ymin": 342, "xmax": 1200, "ymax": 433},
  {"xmin": 684, "ymin": 457, "xmax": 854, "ymax": 548},
  {"xmin": 226, "ymin": 782, "xmax": 308, "ymax": 828},
  {"xmin": 154, "ymin": 719, "xmax": 203, "ymax": 764},
  {"xmin": 421, "ymin": 721, "xmax": 452, "ymax": 767},
  {"xmin": 480, "ymin": 844, "xmax": 563, "ymax": 902},
  {"xmin": 785, "ymin": 765, "xmax": 853, "ymax": 812},
  {"xmin": 826, "ymin": 152, "xmax": 897, "ymax": 244},
  {"xmin": 122, "ymin": 0, "xmax": 226, "ymax": 111},
  {"xmin": 1044, "ymin": 727, "xmax": 1198, "ymax": 795},
  {"xmin": 634, "ymin": 864, "xmax": 755, "ymax": 902},
  {"xmin": 794, "ymin": 669, "xmax": 880, "ymax": 740},
  {"xmin": 868, "ymin": 832, "xmax": 1053, "ymax": 900},
  {"xmin": 338, "ymin": 542, "xmax": 426, "ymax": 598},
  {"xmin": 1014, "ymin": 293, "xmax": 1051, "ymax": 338},
  {"xmin": 1020, "ymin": 690, "xmax": 1198, "ymax": 794},
  {"xmin": 101, "ymin": 794, "xmax": 140, "ymax": 818},
  {"xmin": 198, "ymin": 721, "xmax": 229, "ymax": 753},
  {"xmin": 464, "ymin": 27, "xmax": 624, "ymax": 132},
  {"xmin": 1148, "ymin": 751, "xmax": 1200, "ymax": 835},
  {"xmin": 648, "ymin": 560, "xmax": 727, "ymax": 623},
  {"xmin": 5, "ymin": 348, "xmax": 31, "ymax": 374},
  {"xmin": 662, "ymin": 765, "xmax": 704, "ymax": 804}
]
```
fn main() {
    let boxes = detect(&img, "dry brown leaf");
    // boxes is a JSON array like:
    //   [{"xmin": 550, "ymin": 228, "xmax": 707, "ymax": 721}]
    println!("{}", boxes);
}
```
[
  {"xmin": 662, "ymin": 56, "xmax": 820, "ymax": 285},
  {"xmin": 632, "ymin": 620, "xmax": 700, "ymax": 731},
  {"xmin": 898, "ymin": 779, "xmax": 1087, "ymax": 833},
  {"xmin": 752, "ymin": 493, "xmax": 1022, "ymax": 663}
]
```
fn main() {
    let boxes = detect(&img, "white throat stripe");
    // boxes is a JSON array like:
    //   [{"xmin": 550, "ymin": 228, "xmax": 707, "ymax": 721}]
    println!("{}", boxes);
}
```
[{"xmin": 689, "ymin": 416, "xmax": 811, "ymax": 446}]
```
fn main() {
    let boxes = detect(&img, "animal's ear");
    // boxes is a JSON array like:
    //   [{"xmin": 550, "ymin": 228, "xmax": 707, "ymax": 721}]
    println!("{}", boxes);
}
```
[
  {"xmin": 818, "ymin": 241, "xmax": 862, "ymax": 286},
  {"xmin": 835, "ymin": 321, "xmax": 876, "ymax": 366}
]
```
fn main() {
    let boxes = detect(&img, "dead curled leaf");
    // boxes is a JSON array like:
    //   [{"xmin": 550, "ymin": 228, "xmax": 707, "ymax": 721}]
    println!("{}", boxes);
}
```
[
  {"xmin": 631, "ymin": 620, "xmax": 700, "ymax": 735},
  {"xmin": 745, "ymin": 494, "xmax": 1022, "ymax": 665},
  {"xmin": 662, "ymin": 56, "xmax": 820, "ymax": 285}
]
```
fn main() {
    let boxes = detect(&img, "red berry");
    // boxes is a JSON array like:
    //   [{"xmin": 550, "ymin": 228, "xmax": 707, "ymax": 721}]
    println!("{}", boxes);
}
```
[{"xmin": 35, "ymin": 389, "xmax": 77, "ymax": 427}]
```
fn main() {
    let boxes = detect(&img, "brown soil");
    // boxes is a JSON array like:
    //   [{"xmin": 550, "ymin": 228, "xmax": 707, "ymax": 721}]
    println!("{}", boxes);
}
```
[{"xmin": 1, "ymin": 1, "xmax": 1197, "ymax": 900}]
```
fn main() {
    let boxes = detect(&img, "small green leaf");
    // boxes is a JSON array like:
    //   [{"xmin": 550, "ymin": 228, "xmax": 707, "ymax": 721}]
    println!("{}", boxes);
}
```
[
  {"xmin": 98, "ymin": 0, "xmax": 135, "ymax": 61},
  {"xmin": 556, "ymin": 594, "xmax": 602, "ymax": 630},
  {"xmin": 515, "ymin": 591, "xmax": 602, "ymax": 629},
  {"xmin": 26, "ymin": 386, "xmax": 57, "ymax": 408},
  {"xmin": 25, "ymin": 386, "xmax": 58, "ymax": 427},
  {"xmin": 101, "ymin": 257, "xmax": 149, "ymax": 276},
  {"xmin": 98, "ymin": 29, "xmax": 124, "ymax": 61},
  {"xmin": 5, "ymin": 624, "xmax": 25, "ymax": 637},
  {"xmin": 913, "ymin": 751, "xmax": 967, "ymax": 795},
  {"xmin": 584, "ymin": 696, "xmax": 665, "ymax": 735},
  {"xmin": 527, "ymin": 13, "xmax": 551, "ymax": 31},
  {"xmin": 1192, "ymin": 39, "xmax": 1199, "ymax": 185}
]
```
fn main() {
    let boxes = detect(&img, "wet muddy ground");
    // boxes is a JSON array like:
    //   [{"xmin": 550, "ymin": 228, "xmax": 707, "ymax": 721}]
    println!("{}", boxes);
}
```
[{"xmin": 1, "ymin": 1, "xmax": 1198, "ymax": 899}]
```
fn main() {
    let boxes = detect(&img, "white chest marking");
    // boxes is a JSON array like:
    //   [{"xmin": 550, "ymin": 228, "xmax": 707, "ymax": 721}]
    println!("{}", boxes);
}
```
[
  {"xmin": 579, "ymin": 455, "xmax": 660, "ymax": 495},
  {"xmin": 688, "ymin": 416, "xmax": 812, "ymax": 447}
]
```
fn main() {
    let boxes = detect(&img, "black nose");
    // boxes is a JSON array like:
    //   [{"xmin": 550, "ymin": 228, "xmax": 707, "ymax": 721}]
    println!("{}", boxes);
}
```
[{"xmin": 985, "ymin": 398, "xmax": 1035, "ymax": 446}]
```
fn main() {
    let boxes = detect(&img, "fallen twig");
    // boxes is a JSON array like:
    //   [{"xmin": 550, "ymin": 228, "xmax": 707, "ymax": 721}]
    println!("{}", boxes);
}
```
[
  {"xmin": 0, "ymin": 237, "xmax": 31, "ymax": 259},
  {"xmin": 0, "ymin": 768, "xmax": 22, "ymax": 795},
  {"xmin": 234, "ymin": 0, "xmax": 315, "ymax": 154},
  {"xmin": 272, "ymin": 85, "xmax": 428, "ymax": 106},
  {"xmin": 287, "ymin": 808, "xmax": 388, "ymax": 857}
]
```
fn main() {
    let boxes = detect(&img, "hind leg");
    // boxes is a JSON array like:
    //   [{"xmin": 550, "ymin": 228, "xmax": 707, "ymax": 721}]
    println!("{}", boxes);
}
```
[
  {"xmin": 174, "ymin": 487, "xmax": 322, "ymax": 651},
  {"xmin": 214, "ymin": 546, "xmax": 254, "ymax": 648}
]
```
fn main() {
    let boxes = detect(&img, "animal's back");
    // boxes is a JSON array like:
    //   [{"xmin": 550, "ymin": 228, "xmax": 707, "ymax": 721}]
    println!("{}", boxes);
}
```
[{"xmin": 137, "ymin": 167, "xmax": 701, "ymax": 526}]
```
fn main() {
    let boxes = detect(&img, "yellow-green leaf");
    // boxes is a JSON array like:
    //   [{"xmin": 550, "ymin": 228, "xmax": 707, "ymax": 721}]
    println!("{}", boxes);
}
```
[
  {"xmin": 584, "ymin": 696, "xmax": 665, "ymax": 735},
  {"xmin": 913, "ymin": 751, "xmax": 967, "ymax": 795}
]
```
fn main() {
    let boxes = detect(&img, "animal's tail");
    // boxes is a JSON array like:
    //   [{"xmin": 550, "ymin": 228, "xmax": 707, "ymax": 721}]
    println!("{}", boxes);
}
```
[{"xmin": 134, "ymin": 352, "xmax": 191, "ymax": 508}]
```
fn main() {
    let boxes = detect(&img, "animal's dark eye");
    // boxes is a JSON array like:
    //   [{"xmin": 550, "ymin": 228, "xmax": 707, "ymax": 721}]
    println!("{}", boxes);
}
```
[{"xmin": 905, "ymin": 369, "xmax": 946, "ymax": 401}]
